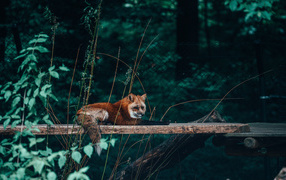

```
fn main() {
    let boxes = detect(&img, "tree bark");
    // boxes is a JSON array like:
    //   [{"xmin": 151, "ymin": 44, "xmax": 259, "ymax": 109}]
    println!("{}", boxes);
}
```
[{"xmin": 176, "ymin": 0, "xmax": 199, "ymax": 80}]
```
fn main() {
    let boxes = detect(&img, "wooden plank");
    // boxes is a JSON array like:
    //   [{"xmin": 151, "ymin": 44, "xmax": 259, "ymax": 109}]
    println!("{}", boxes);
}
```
[
  {"xmin": 224, "ymin": 123, "xmax": 286, "ymax": 137},
  {"xmin": 0, "ymin": 124, "xmax": 84, "ymax": 135},
  {"xmin": 0, "ymin": 123, "xmax": 249, "ymax": 135}
]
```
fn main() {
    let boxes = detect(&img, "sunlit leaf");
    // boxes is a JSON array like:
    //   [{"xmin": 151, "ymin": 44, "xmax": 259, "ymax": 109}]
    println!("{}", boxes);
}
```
[
  {"xmin": 110, "ymin": 138, "xmax": 117, "ymax": 147},
  {"xmin": 71, "ymin": 151, "xmax": 82, "ymax": 164},
  {"xmin": 3, "ymin": 118, "xmax": 11, "ymax": 130},
  {"xmin": 47, "ymin": 171, "xmax": 57, "ymax": 180},
  {"xmin": 29, "ymin": 38, "xmax": 47, "ymax": 44},
  {"xmin": 59, "ymin": 64, "xmax": 70, "ymax": 71},
  {"xmin": 11, "ymin": 120, "xmax": 21, "ymax": 128},
  {"xmin": 79, "ymin": 166, "xmax": 89, "ymax": 173},
  {"xmin": 33, "ymin": 158, "xmax": 45, "ymax": 174},
  {"xmin": 33, "ymin": 88, "xmax": 39, "ymax": 97},
  {"xmin": 99, "ymin": 139, "xmax": 108, "ymax": 150},
  {"xmin": 58, "ymin": 155, "xmax": 66, "ymax": 169},
  {"xmin": 4, "ymin": 91, "xmax": 12, "ymax": 102},
  {"xmin": 28, "ymin": 98, "xmax": 36, "ymax": 110},
  {"xmin": 12, "ymin": 97, "xmax": 21, "ymax": 107},
  {"xmin": 84, "ymin": 144, "xmax": 93, "ymax": 158},
  {"xmin": 49, "ymin": 71, "xmax": 59, "ymax": 79},
  {"xmin": 49, "ymin": 65, "xmax": 55, "ymax": 72}
]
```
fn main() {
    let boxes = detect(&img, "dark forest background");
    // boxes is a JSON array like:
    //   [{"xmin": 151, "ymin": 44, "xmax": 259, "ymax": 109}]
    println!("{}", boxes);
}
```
[{"xmin": 1, "ymin": 0, "xmax": 286, "ymax": 179}]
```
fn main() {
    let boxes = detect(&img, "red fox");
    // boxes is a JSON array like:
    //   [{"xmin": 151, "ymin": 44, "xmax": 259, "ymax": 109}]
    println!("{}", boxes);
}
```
[
  {"xmin": 77, "ymin": 93, "xmax": 169, "ymax": 125},
  {"xmin": 76, "ymin": 93, "xmax": 168, "ymax": 142}
]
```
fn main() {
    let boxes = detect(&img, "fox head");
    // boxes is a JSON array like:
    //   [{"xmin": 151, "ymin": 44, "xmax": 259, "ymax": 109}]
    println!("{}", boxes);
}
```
[{"xmin": 126, "ymin": 93, "xmax": 147, "ymax": 119}]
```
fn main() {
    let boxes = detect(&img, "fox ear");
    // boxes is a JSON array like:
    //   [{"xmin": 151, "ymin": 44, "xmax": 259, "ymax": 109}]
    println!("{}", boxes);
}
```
[
  {"xmin": 141, "ymin": 94, "xmax": 147, "ymax": 101},
  {"xmin": 128, "ymin": 94, "xmax": 135, "ymax": 102}
]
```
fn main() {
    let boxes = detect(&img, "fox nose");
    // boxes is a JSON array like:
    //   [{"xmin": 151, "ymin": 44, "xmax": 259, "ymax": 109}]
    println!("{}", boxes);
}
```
[{"xmin": 138, "ymin": 112, "xmax": 144, "ymax": 117}]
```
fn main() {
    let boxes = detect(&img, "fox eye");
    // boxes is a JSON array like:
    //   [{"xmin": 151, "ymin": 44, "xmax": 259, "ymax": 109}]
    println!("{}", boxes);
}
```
[
  {"xmin": 141, "ymin": 106, "xmax": 144, "ymax": 110},
  {"xmin": 133, "ymin": 106, "xmax": 139, "ymax": 110}
]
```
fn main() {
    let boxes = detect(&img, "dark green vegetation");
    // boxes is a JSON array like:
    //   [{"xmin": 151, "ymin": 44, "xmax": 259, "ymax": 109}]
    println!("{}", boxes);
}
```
[{"xmin": 0, "ymin": 0, "xmax": 286, "ymax": 179}]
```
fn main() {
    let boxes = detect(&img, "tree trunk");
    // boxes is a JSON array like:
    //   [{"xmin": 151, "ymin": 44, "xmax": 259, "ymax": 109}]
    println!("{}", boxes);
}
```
[{"xmin": 176, "ymin": 0, "xmax": 199, "ymax": 80}]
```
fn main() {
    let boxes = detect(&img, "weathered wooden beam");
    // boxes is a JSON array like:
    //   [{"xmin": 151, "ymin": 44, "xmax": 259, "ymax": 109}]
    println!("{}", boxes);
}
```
[
  {"xmin": 224, "ymin": 123, "xmax": 286, "ymax": 137},
  {"xmin": 0, "ymin": 124, "xmax": 84, "ymax": 135},
  {"xmin": 0, "ymin": 123, "xmax": 249, "ymax": 135}
]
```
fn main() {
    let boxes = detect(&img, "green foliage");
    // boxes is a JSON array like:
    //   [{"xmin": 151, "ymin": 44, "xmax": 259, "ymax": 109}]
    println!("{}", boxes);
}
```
[
  {"xmin": 225, "ymin": 0, "xmax": 279, "ymax": 21},
  {"xmin": 0, "ymin": 33, "xmax": 76, "ymax": 179},
  {"xmin": 67, "ymin": 167, "xmax": 90, "ymax": 180}
]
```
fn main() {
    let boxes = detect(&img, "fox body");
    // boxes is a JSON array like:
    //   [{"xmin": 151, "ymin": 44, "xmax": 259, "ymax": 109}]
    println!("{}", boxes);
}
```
[{"xmin": 77, "ymin": 93, "xmax": 148, "ymax": 125}]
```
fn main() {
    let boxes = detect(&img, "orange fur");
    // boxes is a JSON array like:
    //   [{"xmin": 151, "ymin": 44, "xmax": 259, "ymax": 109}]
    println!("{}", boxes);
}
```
[{"xmin": 77, "ymin": 93, "xmax": 147, "ymax": 125}]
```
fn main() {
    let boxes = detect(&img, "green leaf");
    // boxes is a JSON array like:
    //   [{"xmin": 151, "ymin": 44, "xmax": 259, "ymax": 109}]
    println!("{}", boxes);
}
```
[
  {"xmin": 12, "ymin": 97, "xmax": 21, "ymax": 107},
  {"xmin": 49, "ymin": 71, "xmax": 59, "ymax": 79},
  {"xmin": 71, "ymin": 151, "xmax": 82, "ymax": 164},
  {"xmin": 0, "ymin": 146, "xmax": 6, "ymax": 155},
  {"xmin": 29, "ymin": 137, "xmax": 45, "ymax": 147},
  {"xmin": 33, "ymin": 158, "xmax": 45, "ymax": 174},
  {"xmin": 28, "ymin": 138, "xmax": 36, "ymax": 147},
  {"xmin": 49, "ymin": 94, "xmax": 58, "ymax": 102},
  {"xmin": 43, "ymin": 114, "xmax": 49, "ymax": 120},
  {"xmin": 16, "ymin": 168, "xmax": 25, "ymax": 179},
  {"xmin": 70, "ymin": 146, "xmax": 78, "ymax": 151},
  {"xmin": 27, "ymin": 88, "xmax": 32, "ymax": 96},
  {"xmin": 99, "ymin": 139, "xmax": 108, "ymax": 150},
  {"xmin": 59, "ymin": 64, "xmax": 70, "ymax": 71},
  {"xmin": 42, "ymin": 114, "xmax": 53, "ymax": 125},
  {"xmin": 49, "ymin": 65, "xmax": 55, "ymax": 72},
  {"xmin": 67, "ymin": 167, "xmax": 90, "ymax": 180},
  {"xmin": 36, "ymin": 34, "xmax": 49, "ymax": 38},
  {"xmin": 27, "ymin": 54, "xmax": 37, "ymax": 62},
  {"xmin": 229, "ymin": 0, "xmax": 238, "ymax": 11},
  {"xmin": 11, "ymin": 120, "xmax": 21, "ymax": 128},
  {"xmin": 11, "ymin": 114, "xmax": 20, "ymax": 119},
  {"xmin": 83, "ymin": 144, "xmax": 93, "ymax": 158},
  {"xmin": 58, "ymin": 155, "xmax": 66, "ymax": 169},
  {"xmin": 3, "ymin": 119, "xmax": 11, "ymax": 130},
  {"xmin": 35, "ymin": 77, "xmax": 41, "ymax": 87},
  {"xmin": 24, "ymin": 97, "xmax": 29, "ymax": 105},
  {"xmin": 110, "ymin": 138, "xmax": 117, "ymax": 147},
  {"xmin": 42, "ymin": 84, "xmax": 52, "ymax": 91},
  {"xmin": 40, "ymin": 90, "xmax": 47, "ymax": 98},
  {"xmin": 4, "ymin": 91, "xmax": 12, "ymax": 102},
  {"xmin": 29, "ymin": 38, "xmax": 47, "ymax": 44},
  {"xmin": 47, "ymin": 171, "xmax": 57, "ymax": 180},
  {"xmin": 79, "ymin": 166, "xmax": 89, "ymax": 173},
  {"xmin": 33, "ymin": 88, "xmax": 39, "ymax": 97},
  {"xmin": 27, "ymin": 46, "xmax": 49, "ymax": 53},
  {"xmin": 39, "ymin": 146, "xmax": 52, "ymax": 156},
  {"xmin": 14, "ymin": 52, "xmax": 28, "ymax": 60},
  {"xmin": 28, "ymin": 98, "xmax": 36, "ymax": 110},
  {"xmin": 261, "ymin": 11, "xmax": 271, "ymax": 20}
]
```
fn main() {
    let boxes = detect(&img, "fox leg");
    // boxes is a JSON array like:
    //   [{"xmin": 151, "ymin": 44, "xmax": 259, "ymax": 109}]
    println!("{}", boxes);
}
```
[{"xmin": 77, "ymin": 109, "xmax": 109, "ymax": 143}]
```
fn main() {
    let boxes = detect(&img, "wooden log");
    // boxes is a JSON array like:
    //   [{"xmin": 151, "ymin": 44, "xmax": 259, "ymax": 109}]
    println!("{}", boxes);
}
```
[
  {"xmin": 111, "ymin": 111, "xmax": 228, "ymax": 180},
  {"xmin": 0, "ymin": 123, "xmax": 249, "ymax": 135},
  {"xmin": 0, "ymin": 124, "xmax": 84, "ymax": 135}
]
